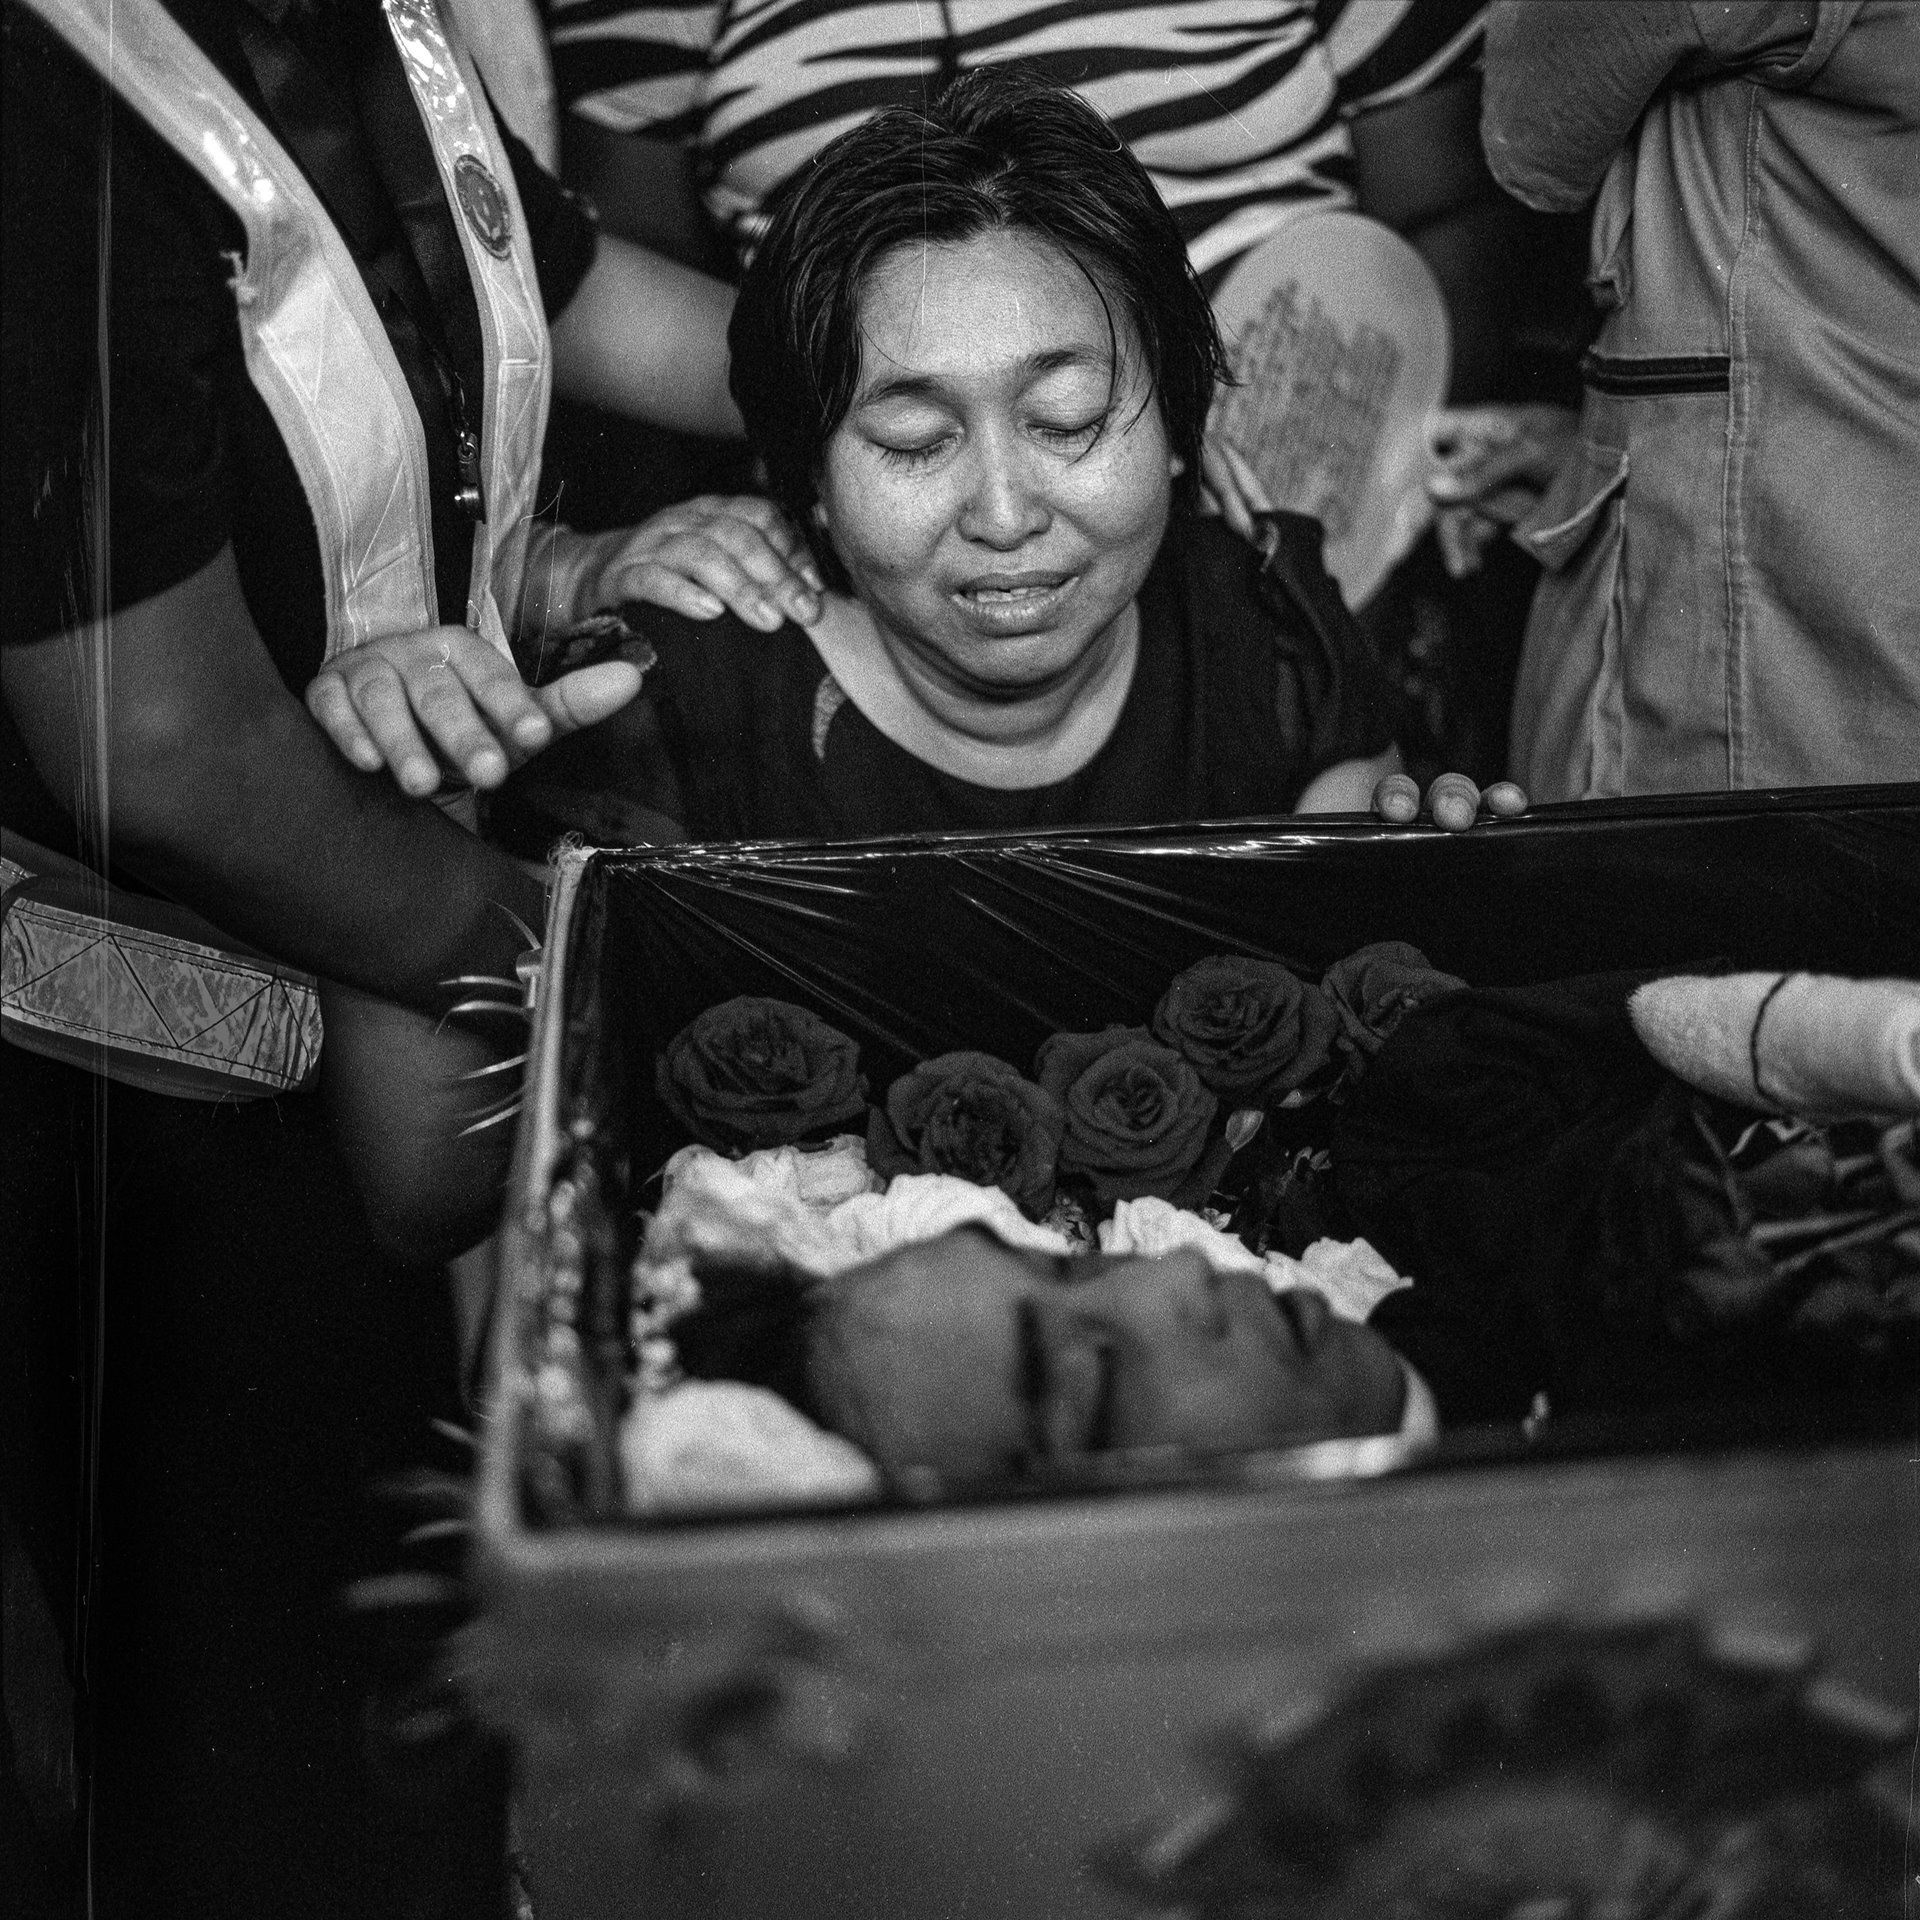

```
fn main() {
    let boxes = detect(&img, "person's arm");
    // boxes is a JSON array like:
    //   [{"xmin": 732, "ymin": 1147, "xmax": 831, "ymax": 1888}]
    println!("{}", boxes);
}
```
[
  {"xmin": 548, "ymin": 232, "xmax": 742, "ymax": 437},
  {"xmin": 1350, "ymin": 72, "xmax": 1528, "ymax": 405},
  {"xmin": 1481, "ymin": 0, "xmax": 1817, "ymax": 212},
  {"xmin": 1, "ymin": 547, "xmax": 557, "ymax": 1257},
  {"xmin": 1331, "ymin": 0, "xmax": 1531, "ymax": 407},
  {"xmin": 1, "ymin": 545, "xmax": 543, "ymax": 1009},
  {"xmin": 1296, "ymin": 749, "xmax": 1404, "ymax": 817},
  {"xmin": 528, "ymin": 196, "xmax": 823, "ymax": 628},
  {"xmin": 561, "ymin": 116, "xmax": 732, "ymax": 274},
  {"xmin": 1482, "ymin": 1, "xmax": 1698, "ymax": 210},
  {"xmin": 504, "ymin": 95, "xmax": 742, "ymax": 436}
]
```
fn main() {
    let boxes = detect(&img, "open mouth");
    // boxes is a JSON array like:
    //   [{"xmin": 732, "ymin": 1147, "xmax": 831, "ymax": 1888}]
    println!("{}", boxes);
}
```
[
  {"xmin": 962, "ymin": 580, "xmax": 1066, "ymax": 603},
  {"xmin": 951, "ymin": 571, "xmax": 1080, "ymax": 630}
]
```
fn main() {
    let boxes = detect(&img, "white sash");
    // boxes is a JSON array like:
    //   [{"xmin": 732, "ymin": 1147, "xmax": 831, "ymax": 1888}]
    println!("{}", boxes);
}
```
[
  {"xmin": 21, "ymin": 0, "xmax": 553, "ymax": 660},
  {"xmin": 8, "ymin": 0, "xmax": 561, "ymax": 1090}
]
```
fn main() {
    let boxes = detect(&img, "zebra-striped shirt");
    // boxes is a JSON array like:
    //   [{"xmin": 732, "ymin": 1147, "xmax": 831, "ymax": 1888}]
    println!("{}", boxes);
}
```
[{"xmin": 547, "ymin": 1, "xmax": 1484, "ymax": 277}]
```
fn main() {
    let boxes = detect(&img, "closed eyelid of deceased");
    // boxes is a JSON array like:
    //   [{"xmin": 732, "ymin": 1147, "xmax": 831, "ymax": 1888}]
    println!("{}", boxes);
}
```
[{"xmin": 1174, "ymin": 1259, "xmax": 1233, "ymax": 1339}]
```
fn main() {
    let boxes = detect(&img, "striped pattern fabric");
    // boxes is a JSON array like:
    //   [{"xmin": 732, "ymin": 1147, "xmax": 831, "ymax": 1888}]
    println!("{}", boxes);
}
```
[
  {"xmin": 548, "ymin": 0, "xmax": 1483, "ymax": 277},
  {"xmin": 1320, "ymin": 0, "xmax": 1485, "ymax": 115}
]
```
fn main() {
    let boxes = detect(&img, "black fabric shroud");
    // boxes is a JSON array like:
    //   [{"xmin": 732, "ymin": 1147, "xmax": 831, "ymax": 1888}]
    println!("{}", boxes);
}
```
[
  {"xmin": 1338, "ymin": 973, "xmax": 1920, "ymax": 1428},
  {"xmin": 1335, "ymin": 971, "xmax": 1674, "ymax": 1425}
]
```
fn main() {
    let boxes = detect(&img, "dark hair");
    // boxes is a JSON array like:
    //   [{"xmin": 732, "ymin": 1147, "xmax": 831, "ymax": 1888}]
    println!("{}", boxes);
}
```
[{"xmin": 727, "ymin": 65, "xmax": 1227, "ymax": 578}]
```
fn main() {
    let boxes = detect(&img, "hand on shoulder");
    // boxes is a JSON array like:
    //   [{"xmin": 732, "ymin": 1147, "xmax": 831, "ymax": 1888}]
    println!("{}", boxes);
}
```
[{"xmin": 528, "ymin": 497, "xmax": 824, "ymax": 634}]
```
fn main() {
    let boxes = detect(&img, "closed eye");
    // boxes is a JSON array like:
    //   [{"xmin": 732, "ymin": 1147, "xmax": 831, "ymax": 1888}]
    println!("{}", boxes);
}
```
[
  {"xmin": 1021, "ymin": 1293, "xmax": 1116, "ymax": 1460},
  {"xmin": 876, "ymin": 435, "xmax": 956, "ymax": 470},
  {"xmin": 1268, "ymin": 1287, "xmax": 1308, "ymax": 1352},
  {"xmin": 1032, "ymin": 414, "xmax": 1106, "ymax": 451}
]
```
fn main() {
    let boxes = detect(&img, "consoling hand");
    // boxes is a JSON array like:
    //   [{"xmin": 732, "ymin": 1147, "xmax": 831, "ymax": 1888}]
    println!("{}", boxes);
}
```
[
  {"xmin": 526, "ymin": 496, "xmax": 824, "ymax": 635},
  {"xmin": 305, "ymin": 626, "xmax": 642, "ymax": 797},
  {"xmin": 1373, "ymin": 771, "xmax": 1528, "ymax": 833}
]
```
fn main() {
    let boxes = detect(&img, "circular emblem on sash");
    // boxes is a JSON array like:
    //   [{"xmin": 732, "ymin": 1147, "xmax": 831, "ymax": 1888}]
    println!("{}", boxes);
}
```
[{"xmin": 453, "ymin": 154, "xmax": 513, "ymax": 258}]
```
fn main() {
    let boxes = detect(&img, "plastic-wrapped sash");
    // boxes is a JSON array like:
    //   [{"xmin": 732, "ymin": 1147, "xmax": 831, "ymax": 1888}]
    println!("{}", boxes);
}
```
[
  {"xmin": 1, "ymin": 833, "xmax": 322, "ymax": 1101},
  {"xmin": 17, "ymin": 0, "xmax": 550, "ymax": 661}
]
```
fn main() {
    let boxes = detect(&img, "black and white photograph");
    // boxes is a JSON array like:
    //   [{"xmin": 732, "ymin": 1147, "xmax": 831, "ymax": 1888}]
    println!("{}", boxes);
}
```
[{"xmin": 3, "ymin": 2, "xmax": 1916, "ymax": 1915}]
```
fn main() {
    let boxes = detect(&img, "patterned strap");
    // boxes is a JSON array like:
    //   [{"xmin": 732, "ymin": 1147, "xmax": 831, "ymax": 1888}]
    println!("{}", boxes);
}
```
[{"xmin": 1, "ymin": 845, "xmax": 322, "ymax": 1101}]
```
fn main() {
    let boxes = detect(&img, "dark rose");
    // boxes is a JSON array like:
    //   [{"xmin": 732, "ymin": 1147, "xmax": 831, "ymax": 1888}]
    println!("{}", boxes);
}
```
[
  {"xmin": 868, "ymin": 1052, "xmax": 1066, "ymax": 1217},
  {"xmin": 1151, "ymin": 956, "xmax": 1338, "ymax": 1102},
  {"xmin": 1036, "ymin": 1027, "xmax": 1218, "ymax": 1206},
  {"xmin": 1320, "ymin": 942, "xmax": 1466, "ymax": 1063},
  {"xmin": 656, "ymin": 997, "xmax": 867, "ymax": 1152}
]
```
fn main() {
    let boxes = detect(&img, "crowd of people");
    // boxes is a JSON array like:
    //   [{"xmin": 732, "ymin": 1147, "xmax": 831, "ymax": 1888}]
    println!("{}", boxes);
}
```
[{"xmin": 2, "ymin": 0, "xmax": 1914, "ymax": 1914}]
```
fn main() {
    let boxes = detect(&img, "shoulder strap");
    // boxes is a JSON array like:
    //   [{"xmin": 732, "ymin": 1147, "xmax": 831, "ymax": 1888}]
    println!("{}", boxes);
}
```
[
  {"xmin": 385, "ymin": 0, "xmax": 551, "ymax": 652},
  {"xmin": 19, "ymin": 0, "xmax": 550, "ymax": 660},
  {"xmin": 17, "ymin": 0, "xmax": 438, "ymax": 653}
]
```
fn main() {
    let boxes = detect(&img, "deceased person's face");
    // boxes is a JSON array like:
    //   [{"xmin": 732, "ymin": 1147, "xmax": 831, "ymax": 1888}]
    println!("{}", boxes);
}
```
[{"xmin": 804, "ymin": 1230, "xmax": 1407, "ymax": 1486}]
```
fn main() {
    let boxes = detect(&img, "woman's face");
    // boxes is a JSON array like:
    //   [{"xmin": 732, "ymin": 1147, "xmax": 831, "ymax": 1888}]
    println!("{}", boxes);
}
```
[
  {"xmin": 805, "ymin": 1233, "xmax": 1408, "ymax": 1487},
  {"xmin": 814, "ymin": 228, "xmax": 1175, "ymax": 702}
]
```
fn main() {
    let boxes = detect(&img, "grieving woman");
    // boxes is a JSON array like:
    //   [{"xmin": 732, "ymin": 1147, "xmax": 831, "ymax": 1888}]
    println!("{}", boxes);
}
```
[{"xmin": 310, "ymin": 66, "xmax": 1523, "ymax": 838}]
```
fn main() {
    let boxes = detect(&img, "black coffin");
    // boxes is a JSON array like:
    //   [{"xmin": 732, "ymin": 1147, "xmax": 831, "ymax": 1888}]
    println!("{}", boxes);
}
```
[{"xmin": 476, "ymin": 785, "xmax": 1918, "ymax": 1919}]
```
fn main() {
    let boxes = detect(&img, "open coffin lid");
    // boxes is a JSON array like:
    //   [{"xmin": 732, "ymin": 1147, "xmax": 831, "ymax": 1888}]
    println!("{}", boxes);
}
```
[{"xmin": 473, "ymin": 786, "xmax": 1918, "ymax": 1919}]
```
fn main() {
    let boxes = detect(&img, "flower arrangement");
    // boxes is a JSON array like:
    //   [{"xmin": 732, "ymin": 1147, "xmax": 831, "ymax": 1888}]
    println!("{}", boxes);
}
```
[
  {"xmin": 1666, "ymin": 1110, "xmax": 1919, "ymax": 1343},
  {"xmin": 1151, "ymin": 955, "xmax": 1340, "ymax": 1102},
  {"xmin": 621, "ymin": 955, "xmax": 1917, "ymax": 1517},
  {"xmin": 623, "ymin": 947, "xmax": 1464, "ymax": 1513},
  {"xmin": 648, "ymin": 941, "xmax": 1463, "ymax": 1248}
]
